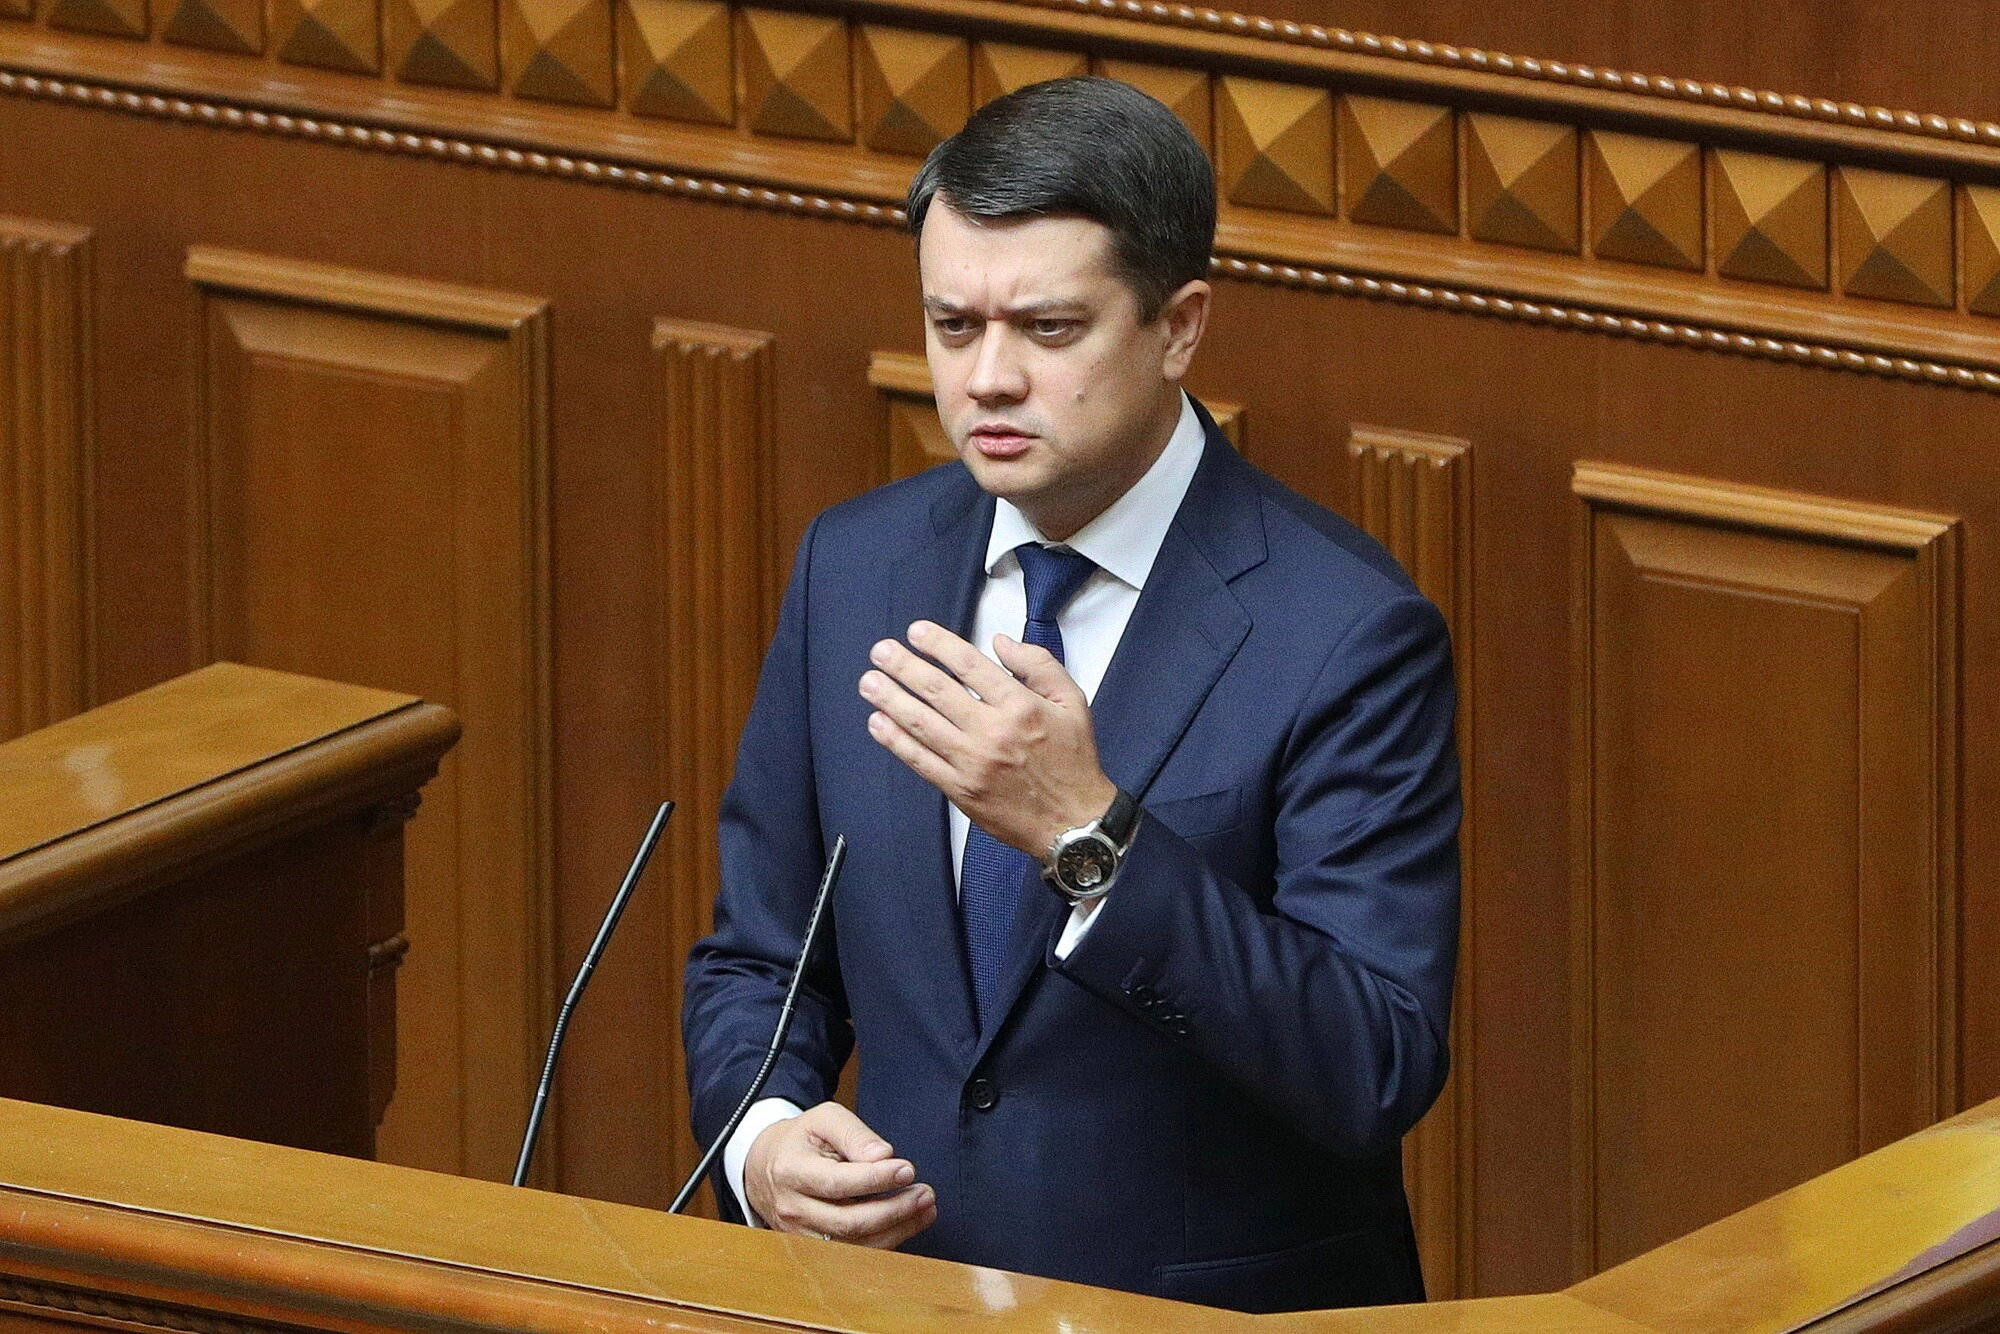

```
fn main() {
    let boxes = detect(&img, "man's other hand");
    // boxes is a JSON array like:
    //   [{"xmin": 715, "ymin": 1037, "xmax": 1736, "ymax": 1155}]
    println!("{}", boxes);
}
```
[
  {"xmin": 743, "ymin": 1101, "xmax": 937, "ymax": 1247},
  {"xmin": 861, "ymin": 619, "xmax": 1116, "ymax": 857}
]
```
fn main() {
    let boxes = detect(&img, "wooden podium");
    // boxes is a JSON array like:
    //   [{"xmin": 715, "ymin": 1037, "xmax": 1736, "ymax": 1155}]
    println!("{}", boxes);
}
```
[
  {"xmin": 1, "ymin": 666, "xmax": 1995, "ymax": 1332},
  {"xmin": 0, "ymin": 663, "xmax": 459, "ymax": 1158},
  {"xmin": 0, "ymin": 1093, "xmax": 1994, "ymax": 1334}
]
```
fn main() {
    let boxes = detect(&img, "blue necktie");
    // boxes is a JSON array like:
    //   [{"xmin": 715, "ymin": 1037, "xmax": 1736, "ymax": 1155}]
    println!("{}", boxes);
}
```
[{"xmin": 959, "ymin": 543, "xmax": 1098, "ymax": 1029}]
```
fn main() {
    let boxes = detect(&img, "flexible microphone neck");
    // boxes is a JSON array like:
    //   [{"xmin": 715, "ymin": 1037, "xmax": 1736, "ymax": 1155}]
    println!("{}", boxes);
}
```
[
  {"xmin": 512, "ymin": 800, "xmax": 675, "ymax": 1189},
  {"xmin": 669, "ymin": 834, "xmax": 846, "ymax": 1215}
]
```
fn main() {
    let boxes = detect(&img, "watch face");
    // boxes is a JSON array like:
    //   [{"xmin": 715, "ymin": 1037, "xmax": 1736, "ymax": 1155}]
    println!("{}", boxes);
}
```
[{"xmin": 1057, "ymin": 838, "xmax": 1116, "ymax": 891}]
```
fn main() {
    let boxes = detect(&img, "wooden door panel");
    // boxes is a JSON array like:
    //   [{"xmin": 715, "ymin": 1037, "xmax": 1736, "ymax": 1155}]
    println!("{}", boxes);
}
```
[
  {"xmin": 188, "ymin": 249, "xmax": 552, "ymax": 1182},
  {"xmin": 1572, "ymin": 465, "xmax": 1958, "ymax": 1269}
]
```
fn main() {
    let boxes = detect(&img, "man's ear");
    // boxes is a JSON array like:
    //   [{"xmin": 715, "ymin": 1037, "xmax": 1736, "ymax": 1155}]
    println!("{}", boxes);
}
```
[{"xmin": 1158, "ymin": 280, "xmax": 1211, "ymax": 381}]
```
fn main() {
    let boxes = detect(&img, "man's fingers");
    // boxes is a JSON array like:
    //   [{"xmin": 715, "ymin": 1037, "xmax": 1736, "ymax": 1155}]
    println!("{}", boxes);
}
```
[
  {"xmin": 861, "ymin": 669, "xmax": 962, "ymax": 756},
  {"xmin": 800, "ymin": 1100, "xmax": 894, "ymax": 1161},
  {"xmin": 788, "ymin": 1151, "xmax": 914, "ymax": 1201},
  {"xmin": 865, "ymin": 636, "xmax": 983, "ymax": 727},
  {"xmin": 906, "ymin": 621, "xmax": 1023, "ymax": 699},
  {"xmin": 795, "ymin": 1183, "xmax": 937, "ymax": 1248},
  {"xmin": 993, "ymin": 633, "xmax": 1086, "ymax": 706}
]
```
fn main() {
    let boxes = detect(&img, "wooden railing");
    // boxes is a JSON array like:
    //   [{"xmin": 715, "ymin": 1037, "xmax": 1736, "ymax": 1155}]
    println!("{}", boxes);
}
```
[
  {"xmin": 0, "ymin": 1091, "xmax": 1994, "ymax": 1334},
  {"xmin": 0, "ymin": 662, "xmax": 460, "ymax": 1158}
]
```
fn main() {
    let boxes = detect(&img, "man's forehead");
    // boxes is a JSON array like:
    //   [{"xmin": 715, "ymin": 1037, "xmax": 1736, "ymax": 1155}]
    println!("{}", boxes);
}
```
[{"xmin": 917, "ymin": 206, "xmax": 1123, "ymax": 304}]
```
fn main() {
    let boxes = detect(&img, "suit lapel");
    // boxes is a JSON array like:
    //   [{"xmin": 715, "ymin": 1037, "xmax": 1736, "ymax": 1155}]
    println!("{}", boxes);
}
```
[
  {"xmin": 975, "ymin": 413, "xmax": 1265, "ymax": 1060},
  {"xmin": 883, "ymin": 476, "xmax": 992, "ymax": 1056}
]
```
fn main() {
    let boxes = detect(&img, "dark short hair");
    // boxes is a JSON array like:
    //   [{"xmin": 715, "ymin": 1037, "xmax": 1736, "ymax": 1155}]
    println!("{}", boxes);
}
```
[{"xmin": 907, "ymin": 76, "xmax": 1216, "ymax": 321}]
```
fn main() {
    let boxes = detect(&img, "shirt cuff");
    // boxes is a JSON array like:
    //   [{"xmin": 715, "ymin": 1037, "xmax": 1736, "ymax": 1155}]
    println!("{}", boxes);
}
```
[
  {"xmin": 1052, "ymin": 897, "xmax": 1104, "ymax": 959},
  {"xmin": 724, "ymin": 1097, "xmax": 804, "ymax": 1225}
]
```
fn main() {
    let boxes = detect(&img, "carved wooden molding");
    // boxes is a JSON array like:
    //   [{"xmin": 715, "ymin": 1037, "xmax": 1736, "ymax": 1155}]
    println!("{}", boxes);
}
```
[
  {"xmin": 1348, "ymin": 424, "xmax": 1473, "ymax": 1299},
  {"xmin": 185, "ymin": 247, "xmax": 553, "ymax": 1184},
  {"xmin": 654, "ymin": 316, "xmax": 774, "ymax": 1197},
  {"xmin": 0, "ymin": 1276, "xmax": 300, "ymax": 1334},
  {"xmin": 15, "ymin": 32, "xmax": 2000, "ymax": 399},
  {"xmin": 1569, "ymin": 462, "xmax": 1960, "ymax": 1276},
  {"xmin": 0, "ymin": 215, "xmax": 93, "ymax": 743}
]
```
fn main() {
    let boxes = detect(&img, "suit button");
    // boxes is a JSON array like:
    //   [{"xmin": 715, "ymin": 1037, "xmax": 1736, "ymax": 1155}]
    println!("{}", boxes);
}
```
[{"xmin": 966, "ymin": 1078, "xmax": 999, "ymax": 1112}]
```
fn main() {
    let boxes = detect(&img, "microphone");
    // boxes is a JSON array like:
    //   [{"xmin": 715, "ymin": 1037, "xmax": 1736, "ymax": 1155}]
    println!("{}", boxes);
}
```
[
  {"xmin": 512, "ymin": 800, "xmax": 675, "ymax": 1189},
  {"xmin": 669, "ymin": 834, "xmax": 846, "ymax": 1215}
]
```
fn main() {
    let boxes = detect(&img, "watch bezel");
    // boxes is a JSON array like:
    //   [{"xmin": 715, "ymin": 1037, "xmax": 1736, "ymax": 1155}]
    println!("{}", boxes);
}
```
[
  {"xmin": 1048, "ymin": 827, "xmax": 1120, "ymax": 901},
  {"xmin": 1042, "ymin": 789, "xmax": 1141, "ymax": 904}
]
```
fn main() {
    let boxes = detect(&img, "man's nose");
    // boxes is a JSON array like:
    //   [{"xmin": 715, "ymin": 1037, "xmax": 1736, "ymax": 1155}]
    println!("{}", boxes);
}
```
[{"xmin": 964, "ymin": 326, "xmax": 1027, "ymax": 404}]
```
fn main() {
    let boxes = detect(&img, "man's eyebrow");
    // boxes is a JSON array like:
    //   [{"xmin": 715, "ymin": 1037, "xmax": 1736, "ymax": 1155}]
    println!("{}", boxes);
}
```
[{"xmin": 920, "ymin": 297, "xmax": 1089, "ymax": 317}]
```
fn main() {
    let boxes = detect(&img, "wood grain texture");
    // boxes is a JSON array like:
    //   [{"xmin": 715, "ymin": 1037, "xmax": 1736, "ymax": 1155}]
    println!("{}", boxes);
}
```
[
  {"xmin": 386, "ymin": 0, "xmax": 497, "ymax": 89},
  {"xmin": 273, "ymin": 0, "xmax": 380, "ymax": 72},
  {"xmin": 1585, "ymin": 131, "xmax": 1702, "ymax": 271},
  {"xmin": 738, "ymin": 7, "xmax": 850, "ymax": 142},
  {"xmin": 654, "ymin": 317, "xmax": 774, "ymax": 1203},
  {"xmin": 42, "ymin": 0, "xmax": 143, "ymax": 37},
  {"xmin": 973, "ymin": 41, "xmax": 1081, "ymax": 105},
  {"xmin": 1835, "ymin": 167, "xmax": 1952, "ymax": 308},
  {"xmin": 0, "ymin": 664, "xmax": 457, "ymax": 1157},
  {"xmin": 621, "ymin": 0, "xmax": 730, "ymax": 122},
  {"xmin": 9, "ymin": 22, "xmax": 2000, "ymax": 1298},
  {"xmin": 505, "ymin": 0, "xmax": 615, "ymax": 106},
  {"xmin": 2, "ymin": 1092, "xmax": 2000, "ymax": 1334},
  {"xmin": 855, "ymin": 24, "xmax": 966, "ymax": 156},
  {"xmin": 1348, "ymin": 425, "xmax": 1473, "ymax": 1301},
  {"xmin": 161, "ymin": 0, "xmax": 262, "ymax": 53},
  {"xmin": 1466, "ymin": 113, "xmax": 1576, "ymax": 253},
  {"xmin": 16, "ymin": 2, "xmax": 2000, "ymax": 385},
  {"xmin": 1570, "ymin": 463, "xmax": 1959, "ymax": 1274},
  {"xmin": 186, "ymin": 247, "xmax": 552, "ymax": 1185},
  {"xmin": 1340, "ymin": 94, "xmax": 1457, "ymax": 234},
  {"xmin": 1216, "ymin": 75, "xmax": 1333, "ymax": 215},
  {"xmin": 0, "ymin": 216, "xmax": 91, "ymax": 744}
]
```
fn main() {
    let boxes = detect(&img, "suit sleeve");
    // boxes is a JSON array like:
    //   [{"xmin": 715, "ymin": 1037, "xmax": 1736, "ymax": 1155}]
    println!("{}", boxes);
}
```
[
  {"xmin": 1052, "ymin": 591, "xmax": 1460, "ymax": 1158},
  {"xmin": 682, "ymin": 515, "xmax": 852, "ymax": 1218}
]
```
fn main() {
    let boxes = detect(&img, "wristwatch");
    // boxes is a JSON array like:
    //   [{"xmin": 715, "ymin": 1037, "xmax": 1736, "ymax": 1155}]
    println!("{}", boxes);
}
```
[{"xmin": 1042, "ymin": 788, "xmax": 1142, "ymax": 904}]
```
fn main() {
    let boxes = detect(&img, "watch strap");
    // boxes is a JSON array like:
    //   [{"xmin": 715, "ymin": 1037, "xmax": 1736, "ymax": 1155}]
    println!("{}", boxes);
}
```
[{"xmin": 1100, "ymin": 787, "xmax": 1140, "ymax": 848}]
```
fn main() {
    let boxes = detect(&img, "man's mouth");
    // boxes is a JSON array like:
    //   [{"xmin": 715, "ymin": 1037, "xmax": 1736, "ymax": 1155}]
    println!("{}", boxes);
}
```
[{"xmin": 969, "ymin": 425, "xmax": 1035, "ymax": 458}]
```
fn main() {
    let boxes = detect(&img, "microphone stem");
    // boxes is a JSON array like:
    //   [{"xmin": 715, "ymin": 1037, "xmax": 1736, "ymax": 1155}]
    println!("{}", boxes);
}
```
[
  {"xmin": 669, "ymin": 834, "xmax": 845, "ymax": 1214},
  {"xmin": 513, "ymin": 800, "xmax": 675, "ymax": 1190}
]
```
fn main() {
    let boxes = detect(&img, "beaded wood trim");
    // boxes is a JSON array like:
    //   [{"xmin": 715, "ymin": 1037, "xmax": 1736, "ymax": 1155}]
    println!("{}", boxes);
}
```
[{"xmin": 5, "ymin": 65, "xmax": 1999, "ymax": 395}]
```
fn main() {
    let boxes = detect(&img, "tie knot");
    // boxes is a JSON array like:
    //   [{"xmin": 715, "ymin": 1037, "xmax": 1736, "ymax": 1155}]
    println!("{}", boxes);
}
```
[{"xmin": 1015, "ymin": 543, "xmax": 1097, "ymax": 626}]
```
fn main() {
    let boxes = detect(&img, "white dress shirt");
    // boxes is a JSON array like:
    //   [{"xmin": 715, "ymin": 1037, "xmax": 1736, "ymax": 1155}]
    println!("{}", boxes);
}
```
[{"xmin": 723, "ymin": 393, "xmax": 1207, "ymax": 1221}]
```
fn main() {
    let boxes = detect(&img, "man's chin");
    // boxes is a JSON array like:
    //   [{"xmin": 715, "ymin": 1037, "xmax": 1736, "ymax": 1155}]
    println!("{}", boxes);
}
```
[{"xmin": 957, "ymin": 450, "xmax": 1047, "ymax": 500}]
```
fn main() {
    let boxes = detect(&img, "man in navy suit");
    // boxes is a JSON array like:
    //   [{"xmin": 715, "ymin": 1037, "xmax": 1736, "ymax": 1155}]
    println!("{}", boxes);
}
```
[{"xmin": 683, "ymin": 76, "xmax": 1460, "ymax": 1312}]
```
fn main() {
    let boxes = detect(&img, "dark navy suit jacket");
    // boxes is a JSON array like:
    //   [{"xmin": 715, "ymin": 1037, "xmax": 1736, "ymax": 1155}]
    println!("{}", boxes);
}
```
[{"xmin": 683, "ymin": 403, "xmax": 1461, "ymax": 1312}]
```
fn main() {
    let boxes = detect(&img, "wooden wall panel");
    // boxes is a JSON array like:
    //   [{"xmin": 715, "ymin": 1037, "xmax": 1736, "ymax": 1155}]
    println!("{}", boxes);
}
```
[
  {"xmin": 1571, "ymin": 464, "xmax": 1959, "ymax": 1272},
  {"xmin": 0, "ymin": 216, "xmax": 92, "ymax": 742},
  {"xmin": 7, "ymin": 0, "xmax": 2000, "ymax": 1298},
  {"xmin": 654, "ymin": 317, "xmax": 773, "ymax": 1202},
  {"xmin": 186, "ymin": 248, "xmax": 552, "ymax": 1184},
  {"xmin": 1349, "ymin": 424, "xmax": 1473, "ymax": 1300}
]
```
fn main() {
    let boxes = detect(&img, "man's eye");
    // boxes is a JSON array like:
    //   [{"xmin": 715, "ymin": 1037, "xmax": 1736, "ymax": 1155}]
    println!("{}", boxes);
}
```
[
  {"xmin": 1030, "ymin": 319, "xmax": 1079, "ymax": 341},
  {"xmin": 933, "ymin": 317, "xmax": 975, "ymax": 339}
]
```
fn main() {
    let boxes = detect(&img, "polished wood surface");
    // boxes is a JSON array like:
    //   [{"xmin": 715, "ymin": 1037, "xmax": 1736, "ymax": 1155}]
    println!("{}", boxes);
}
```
[
  {"xmin": 0, "ymin": 663, "xmax": 460, "ymax": 1156},
  {"xmin": 188, "ymin": 245, "xmax": 554, "ymax": 1183},
  {"xmin": 6, "ymin": 0, "xmax": 2000, "ymax": 1299},
  {"xmin": 1571, "ymin": 467, "xmax": 1959, "ymax": 1271},
  {"xmin": 0, "ymin": 661, "xmax": 450, "ymax": 933},
  {"xmin": 0, "ymin": 1094, "xmax": 1996, "ymax": 1334},
  {"xmin": 0, "ymin": 213, "xmax": 91, "ymax": 744}
]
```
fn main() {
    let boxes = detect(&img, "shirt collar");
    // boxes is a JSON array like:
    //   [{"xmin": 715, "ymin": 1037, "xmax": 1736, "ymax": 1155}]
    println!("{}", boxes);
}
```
[{"xmin": 984, "ymin": 392, "xmax": 1206, "ymax": 590}]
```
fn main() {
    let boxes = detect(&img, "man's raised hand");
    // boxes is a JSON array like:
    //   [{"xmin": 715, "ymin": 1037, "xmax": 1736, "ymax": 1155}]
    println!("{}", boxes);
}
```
[{"xmin": 859, "ymin": 620, "xmax": 1116, "ymax": 857}]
